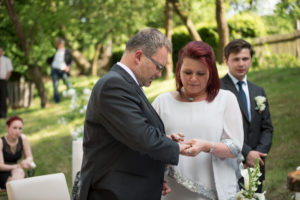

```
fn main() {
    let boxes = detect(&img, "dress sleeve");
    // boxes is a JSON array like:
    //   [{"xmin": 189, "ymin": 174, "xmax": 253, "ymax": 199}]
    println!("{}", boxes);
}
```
[
  {"xmin": 221, "ymin": 91, "xmax": 244, "ymax": 157},
  {"xmin": 151, "ymin": 95, "xmax": 161, "ymax": 114}
]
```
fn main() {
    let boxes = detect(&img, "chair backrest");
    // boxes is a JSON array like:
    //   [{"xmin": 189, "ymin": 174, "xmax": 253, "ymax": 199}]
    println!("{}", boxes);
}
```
[
  {"xmin": 6, "ymin": 173, "xmax": 70, "ymax": 200},
  {"xmin": 72, "ymin": 140, "xmax": 83, "ymax": 184}
]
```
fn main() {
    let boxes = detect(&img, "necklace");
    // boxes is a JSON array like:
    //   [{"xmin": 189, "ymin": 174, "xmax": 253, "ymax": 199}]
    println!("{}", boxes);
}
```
[{"xmin": 188, "ymin": 97, "xmax": 194, "ymax": 102}]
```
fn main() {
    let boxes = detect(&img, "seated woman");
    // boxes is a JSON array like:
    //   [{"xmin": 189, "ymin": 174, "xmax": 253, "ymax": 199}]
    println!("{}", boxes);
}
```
[{"xmin": 0, "ymin": 116, "xmax": 34, "ymax": 189}]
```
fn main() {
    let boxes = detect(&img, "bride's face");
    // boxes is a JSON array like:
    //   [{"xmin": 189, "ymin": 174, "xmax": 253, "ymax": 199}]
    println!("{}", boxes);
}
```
[{"xmin": 180, "ymin": 57, "xmax": 209, "ymax": 97}]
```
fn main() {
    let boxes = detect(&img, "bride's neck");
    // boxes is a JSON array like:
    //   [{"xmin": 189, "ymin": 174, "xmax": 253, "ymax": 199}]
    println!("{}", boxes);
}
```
[{"xmin": 181, "ymin": 89, "xmax": 207, "ymax": 102}]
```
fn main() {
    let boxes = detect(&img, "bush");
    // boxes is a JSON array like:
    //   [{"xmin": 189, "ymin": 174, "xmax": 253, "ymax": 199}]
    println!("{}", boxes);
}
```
[
  {"xmin": 172, "ymin": 32, "xmax": 191, "ymax": 70},
  {"xmin": 260, "ymin": 53, "xmax": 300, "ymax": 69},
  {"xmin": 198, "ymin": 27, "xmax": 218, "ymax": 57},
  {"xmin": 228, "ymin": 12, "xmax": 266, "ymax": 39},
  {"xmin": 111, "ymin": 50, "xmax": 124, "ymax": 66}
]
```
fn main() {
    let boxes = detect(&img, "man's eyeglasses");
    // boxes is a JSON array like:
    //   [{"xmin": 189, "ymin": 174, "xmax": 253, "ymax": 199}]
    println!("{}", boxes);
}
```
[{"xmin": 144, "ymin": 54, "xmax": 165, "ymax": 72}]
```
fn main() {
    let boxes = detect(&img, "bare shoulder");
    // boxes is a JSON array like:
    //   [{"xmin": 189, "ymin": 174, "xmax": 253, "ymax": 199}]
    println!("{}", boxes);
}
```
[{"xmin": 21, "ymin": 133, "xmax": 29, "ymax": 141}]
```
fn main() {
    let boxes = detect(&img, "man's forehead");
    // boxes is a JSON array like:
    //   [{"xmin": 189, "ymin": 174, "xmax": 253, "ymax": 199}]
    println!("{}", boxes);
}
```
[{"xmin": 229, "ymin": 49, "xmax": 251, "ymax": 58}]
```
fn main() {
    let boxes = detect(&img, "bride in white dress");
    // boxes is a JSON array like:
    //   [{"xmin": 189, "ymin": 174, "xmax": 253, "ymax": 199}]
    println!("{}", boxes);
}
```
[{"xmin": 152, "ymin": 41, "xmax": 244, "ymax": 200}]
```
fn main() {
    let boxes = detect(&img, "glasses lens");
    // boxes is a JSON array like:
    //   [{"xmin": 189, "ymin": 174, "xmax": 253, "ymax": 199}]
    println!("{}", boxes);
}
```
[{"xmin": 145, "ymin": 54, "xmax": 164, "ymax": 71}]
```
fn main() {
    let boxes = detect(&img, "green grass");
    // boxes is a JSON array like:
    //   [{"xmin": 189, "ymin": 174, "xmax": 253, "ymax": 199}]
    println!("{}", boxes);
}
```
[{"xmin": 0, "ymin": 67, "xmax": 299, "ymax": 199}]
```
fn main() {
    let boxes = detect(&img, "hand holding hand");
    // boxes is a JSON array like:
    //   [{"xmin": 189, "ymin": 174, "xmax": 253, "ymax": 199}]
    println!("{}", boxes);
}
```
[
  {"xmin": 245, "ymin": 150, "xmax": 267, "ymax": 167},
  {"xmin": 178, "ymin": 143, "xmax": 190, "ymax": 153},
  {"xmin": 181, "ymin": 139, "xmax": 210, "ymax": 157},
  {"xmin": 161, "ymin": 179, "xmax": 171, "ymax": 196}
]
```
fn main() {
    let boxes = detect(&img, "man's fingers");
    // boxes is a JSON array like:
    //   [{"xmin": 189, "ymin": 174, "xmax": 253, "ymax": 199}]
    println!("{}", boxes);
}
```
[
  {"xmin": 258, "ymin": 157, "xmax": 265, "ymax": 166},
  {"xmin": 259, "ymin": 152, "xmax": 267, "ymax": 157}
]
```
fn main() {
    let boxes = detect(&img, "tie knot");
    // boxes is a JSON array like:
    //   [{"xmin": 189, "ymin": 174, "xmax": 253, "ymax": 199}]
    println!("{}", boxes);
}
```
[{"xmin": 237, "ymin": 81, "xmax": 244, "ymax": 87}]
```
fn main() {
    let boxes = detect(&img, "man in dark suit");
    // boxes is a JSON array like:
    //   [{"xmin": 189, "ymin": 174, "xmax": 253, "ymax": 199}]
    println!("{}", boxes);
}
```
[
  {"xmin": 220, "ymin": 39, "xmax": 273, "ymax": 192},
  {"xmin": 79, "ymin": 28, "xmax": 187, "ymax": 200}
]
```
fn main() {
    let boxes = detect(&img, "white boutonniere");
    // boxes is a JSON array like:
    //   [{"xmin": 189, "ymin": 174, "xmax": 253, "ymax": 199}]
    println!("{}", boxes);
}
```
[
  {"xmin": 235, "ymin": 159, "xmax": 266, "ymax": 200},
  {"xmin": 254, "ymin": 96, "xmax": 266, "ymax": 113}
]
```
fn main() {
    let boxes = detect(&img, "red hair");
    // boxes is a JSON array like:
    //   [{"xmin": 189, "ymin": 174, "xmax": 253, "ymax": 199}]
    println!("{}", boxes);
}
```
[
  {"xmin": 175, "ymin": 41, "xmax": 220, "ymax": 102},
  {"xmin": 6, "ymin": 116, "xmax": 23, "ymax": 126}
]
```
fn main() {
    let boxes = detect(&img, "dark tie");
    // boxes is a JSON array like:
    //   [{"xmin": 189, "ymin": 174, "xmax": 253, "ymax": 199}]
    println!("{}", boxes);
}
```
[{"xmin": 237, "ymin": 81, "xmax": 248, "ymax": 118}]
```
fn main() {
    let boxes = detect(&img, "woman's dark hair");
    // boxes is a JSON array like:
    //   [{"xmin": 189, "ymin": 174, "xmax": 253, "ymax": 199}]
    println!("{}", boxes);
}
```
[
  {"xmin": 175, "ymin": 41, "xmax": 220, "ymax": 102},
  {"xmin": 6, "ymin": 116, "xmax": 23, "ymax": 126}
]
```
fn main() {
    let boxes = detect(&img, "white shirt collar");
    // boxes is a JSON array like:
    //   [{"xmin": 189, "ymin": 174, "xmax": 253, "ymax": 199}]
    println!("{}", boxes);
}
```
[
  {"xmin": 228, "ymin": 72, "xmax": 248, "ymax": 86},
  {"xmin": 117, "ymin": 62, "xmax": 139, "ymax": 86}
]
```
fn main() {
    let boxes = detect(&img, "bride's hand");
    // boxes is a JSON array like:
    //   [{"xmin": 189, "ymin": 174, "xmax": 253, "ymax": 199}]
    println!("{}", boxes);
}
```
[{"xmin": 182, "ymin": 139, "xmax": 210, "ymax": 157}]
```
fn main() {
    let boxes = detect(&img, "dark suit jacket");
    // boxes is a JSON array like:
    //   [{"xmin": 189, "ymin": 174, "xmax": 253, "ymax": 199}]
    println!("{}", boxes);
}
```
[
  {"xmin": 46, "ymin": 49, "xmax": 73, "ymax": 75},
  {"xmin": 221, "ymin": 74, "xmax": 273, "ymax": 180},
  {"xmin": 79, "ymin": 64, "xmax": 179, "ymax": 200}
]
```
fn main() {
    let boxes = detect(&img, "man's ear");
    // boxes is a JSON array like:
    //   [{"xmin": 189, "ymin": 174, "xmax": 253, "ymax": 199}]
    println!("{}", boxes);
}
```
[
  {"xmin": 223, "ymin": 56, "xmax": 228, "ymax": 66},
  {"xmin": 134, "ymin": 50, "xmax": 143, "ymax": 64}
]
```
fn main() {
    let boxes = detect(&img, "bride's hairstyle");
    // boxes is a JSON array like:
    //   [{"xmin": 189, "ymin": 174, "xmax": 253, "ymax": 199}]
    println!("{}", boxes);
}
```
[{"xmin": 175, "ymin": 41, "xmax": 220, "ymax": 102}]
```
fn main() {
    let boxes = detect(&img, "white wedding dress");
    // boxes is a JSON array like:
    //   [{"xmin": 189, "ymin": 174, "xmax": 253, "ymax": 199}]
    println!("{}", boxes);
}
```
[{"xmin": 152, "ymin": 90, "xmax": 244, "ymax": 200}]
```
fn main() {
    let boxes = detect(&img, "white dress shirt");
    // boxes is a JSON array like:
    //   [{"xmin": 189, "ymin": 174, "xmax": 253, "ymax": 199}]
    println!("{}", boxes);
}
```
[
  {"xmin": 228, "ymin": 72, "xmax": 251, "ymax": 120},
  {"xmin": 0, "ymin": 55, "xmax": 13, "ymax": 80},
  {"xmin": 117, "ymin": 62, "xmax": 139, "ymax": 86},
  {"xmin": 52, "ymin": 48, "xmax": 67, "ymax": 70}
]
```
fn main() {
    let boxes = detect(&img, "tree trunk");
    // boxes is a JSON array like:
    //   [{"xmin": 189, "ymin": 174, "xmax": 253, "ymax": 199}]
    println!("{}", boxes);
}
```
[
  {"xmin": 92, "ymin": 43, "xmax": 101, "ymax": 76},
  {"xmin": 287, "ymin": 170, "xmax": 300, "ymax": 192},
  {"xmin": 98, "ymin": 39, "xmax": 112, "ymax": 76},
  {"xmin": 3, "ymin": 0, "xmax": 47, "ymax": 108},
  {"xmin": 165, "ymin": 0, "xmax": 174, "ymax": 79},
  {"xmin": 28, "ymin": 65, "xmax": 47, "ymax": 107},
  {"xmin": 216, "ymin": 0, "xmax": 229, "ymax": 64},
  {"xmin": 171, "ymin": 0, "xmax": 202, "ymax": 41}
]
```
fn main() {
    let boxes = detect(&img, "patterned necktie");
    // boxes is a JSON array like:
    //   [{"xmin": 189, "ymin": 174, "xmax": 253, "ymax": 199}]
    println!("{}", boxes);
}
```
[{"xmin": 237, "ymin": 81, "xmax": 248, "ymax": 118}]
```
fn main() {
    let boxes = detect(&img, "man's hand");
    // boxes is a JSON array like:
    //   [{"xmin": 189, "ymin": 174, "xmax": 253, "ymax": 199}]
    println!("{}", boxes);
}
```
[
  {"xmin": 245, "ymin": 150, "xmax": 267, "ymax": 168},
  {"xmin": 167, "ymin": 133, "xmax": 184, "ymax": 142},
  {"xmin": 64, "ymin": 66, "xmax": 70, "ymax": 72},
  {"xmin": 162, "ymin": 179, "xmax": 171, "ymax": 196},
  {"xmin": 178, "ymin": 143, "xmax": 190, "ymax": 153},
  {"xmin": 181, "ymin": 139, "xmax": 210, "ymax": 157}
]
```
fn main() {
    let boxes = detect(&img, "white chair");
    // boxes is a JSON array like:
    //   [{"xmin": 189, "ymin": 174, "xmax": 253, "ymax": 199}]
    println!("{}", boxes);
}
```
[
  {"xmin": 6, "ymin": 173, "xmax": 70, "ymax": 200},
  {"xmin": 72, "ymin": 140, "xmax": 83, "ymax": 184}
]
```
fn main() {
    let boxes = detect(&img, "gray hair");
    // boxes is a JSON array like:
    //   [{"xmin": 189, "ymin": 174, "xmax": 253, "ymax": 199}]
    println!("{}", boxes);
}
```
[
  {"xmin": 125, "ymin": 28, "xmax": 172, "ymax": 56},
  {"xmin": 56, "ymin": 37, "xmax": 65, "ymax": 44}
]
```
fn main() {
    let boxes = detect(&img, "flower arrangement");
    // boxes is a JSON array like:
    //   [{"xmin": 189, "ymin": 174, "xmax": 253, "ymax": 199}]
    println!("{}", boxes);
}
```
[
  {"xmin": 58, "ymin": 87, "xmax": 92, "ymax": 141},
  {"xmin": 235, "ymin": 159, "xmax": 266, "ymax": 200},
  {"xmin": 254, "ymin": 96, "xmax": 266, "ymax": 113}
]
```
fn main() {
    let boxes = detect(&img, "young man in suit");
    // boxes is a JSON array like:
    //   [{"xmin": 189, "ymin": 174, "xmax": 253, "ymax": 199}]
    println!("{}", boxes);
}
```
[
  {"xmin": 79, "ymin": 28, "xmax": 188, "ymax": 200},
  {"xmin": 220, "ymin": 39, "xmax": 273, "ymax": 192}
]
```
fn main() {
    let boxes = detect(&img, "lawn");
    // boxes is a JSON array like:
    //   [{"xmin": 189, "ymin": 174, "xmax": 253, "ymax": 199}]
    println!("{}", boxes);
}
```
[{"xmin": 0, "ymin": 66, "xmax": 299, "ymax": 199}]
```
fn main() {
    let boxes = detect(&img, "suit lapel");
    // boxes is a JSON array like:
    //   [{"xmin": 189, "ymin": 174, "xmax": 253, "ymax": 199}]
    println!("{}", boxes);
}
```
[
  {"xmin": 223, "ymin": 74, "xmax": 250, "ymax": 122},
  {"xmin": 247, "ymin": 81, "xmax": 256, "ymax": 121},
  {"xmin": 111, "ymin": 64, "xmax": 165, "ymax": 132}
]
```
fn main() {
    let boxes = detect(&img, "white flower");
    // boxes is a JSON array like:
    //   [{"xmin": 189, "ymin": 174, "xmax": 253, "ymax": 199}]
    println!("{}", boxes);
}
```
[
  {"xmin": 57, "ymin": 117, "xmax": 67, "ymax": 125},
  {"xmin": 241, "ymin": 168, "xmax": 250, "ymax": 190},
  {"xmin": 254, "ymin": 96, "xmax": 266, "ymax": 113},
  {"xmin": 83, "ymin": 88, "xmax": 91, "ymax": 96},
  {"xmin": 62, "ymin": 90, "xmax": 68, "ymax": 97},
  {"xmin": 235, "ymin": 159, "xmax": 265, "ymax": 200},
  {"xmin": 254, "ymin": 192, "xmax": 266, "ymax": 200},
  {"xmin": 67, "ymin": 88, "xmax": 77, "ymax": 97}
]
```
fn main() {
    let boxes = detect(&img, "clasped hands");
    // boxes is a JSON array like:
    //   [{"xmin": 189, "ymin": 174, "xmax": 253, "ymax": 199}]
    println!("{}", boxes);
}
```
[{"xmin": 168, "ymin": 133, "xmax": 210, "ymax": 157}]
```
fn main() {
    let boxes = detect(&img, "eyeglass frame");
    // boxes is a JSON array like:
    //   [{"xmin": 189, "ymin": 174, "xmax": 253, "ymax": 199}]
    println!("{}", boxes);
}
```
[{"xmin": 144, "ymin": 54, "xmax": 165, "ymax": 72}]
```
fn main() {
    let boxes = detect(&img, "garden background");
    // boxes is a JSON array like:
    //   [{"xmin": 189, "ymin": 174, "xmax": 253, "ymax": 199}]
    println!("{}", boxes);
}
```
[{"xmin": 0, "ymin": 0, "xmax": 300, "ymax": 199}]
